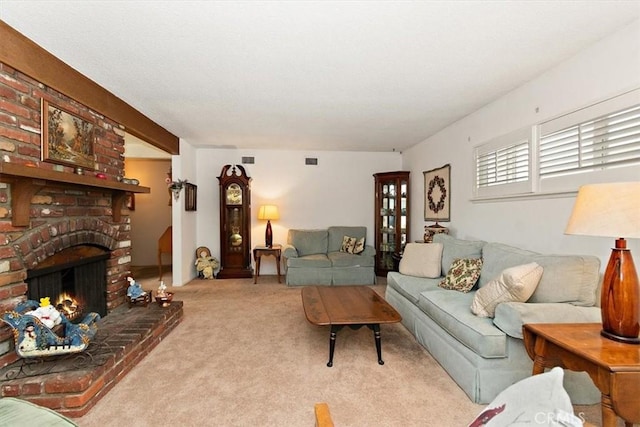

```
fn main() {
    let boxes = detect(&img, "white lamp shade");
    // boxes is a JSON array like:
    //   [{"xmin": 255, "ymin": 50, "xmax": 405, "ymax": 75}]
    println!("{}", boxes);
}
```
[
  {"xmin": 257, "ymin": 205, "xmax": 279, "ymax": 221},
  {"xmin": 565, "ymin": 182, "xmax": 640, "ymax": 238}
]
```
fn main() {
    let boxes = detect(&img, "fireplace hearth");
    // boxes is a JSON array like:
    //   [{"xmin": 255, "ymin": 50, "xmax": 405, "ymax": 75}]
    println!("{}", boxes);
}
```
[{"xmin": 0, "ymin": 300, "xmax": 183, "ymax": 417}]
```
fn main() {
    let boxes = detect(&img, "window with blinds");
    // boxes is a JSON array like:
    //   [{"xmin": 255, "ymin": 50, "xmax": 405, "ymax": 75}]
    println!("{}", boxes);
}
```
[
  {"xmin": 473, "ymin": 128, "xmax": 533, "ymax": 198},
  {"xmin": 539, "ymin": 104, "xmax": 640, "ymax": 178},
  {"xmin": 477, "ymin": 141, "xmax": 529, "ymax": 187},
  {"xmin": 473, "ymin": 89, "xmax": 640, "ymax": 200}
]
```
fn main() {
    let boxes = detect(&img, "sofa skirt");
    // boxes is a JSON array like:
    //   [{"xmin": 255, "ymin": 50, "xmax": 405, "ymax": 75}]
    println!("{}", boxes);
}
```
[{"xmin": 286, "ymin": 266, "xmax": 375, "ymax": 286}]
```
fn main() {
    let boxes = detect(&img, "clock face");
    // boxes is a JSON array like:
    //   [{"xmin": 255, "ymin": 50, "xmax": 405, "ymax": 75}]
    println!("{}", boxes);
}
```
[{"xmin": 226, "ymin": 183, "xmax": 242, "ymax": 205}]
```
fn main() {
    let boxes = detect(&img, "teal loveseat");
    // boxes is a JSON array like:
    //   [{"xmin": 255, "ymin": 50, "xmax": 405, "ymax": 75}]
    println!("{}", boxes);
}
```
[
  {"xmin": 385, "ymin": 233, "xmax": 602, "ymax": 405},
  {"xmin": 283, "ymin": 226, "xmax": 376, "ymax": 286}
]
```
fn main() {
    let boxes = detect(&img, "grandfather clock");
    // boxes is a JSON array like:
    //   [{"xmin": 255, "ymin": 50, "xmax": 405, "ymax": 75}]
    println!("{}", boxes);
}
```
[{"xmin": 217, "ymin": 164, "xmax": 253, "ymax": 279}]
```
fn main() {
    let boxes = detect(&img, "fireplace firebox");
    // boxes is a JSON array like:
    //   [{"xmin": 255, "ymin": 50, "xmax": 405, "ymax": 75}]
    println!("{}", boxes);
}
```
[{"xmin": 26, "ymin": 245, "xmax": 109, "ymax": 318}]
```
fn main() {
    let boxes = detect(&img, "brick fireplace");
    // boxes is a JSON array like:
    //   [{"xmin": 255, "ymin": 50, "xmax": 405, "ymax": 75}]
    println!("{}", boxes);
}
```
[
  {"xmin": 0, "ymin": 62, "xmax": 138, "ymax": 368},
  {"xmin": 0, "ymin": 60, "xmax": 183, "ymax": 416}
]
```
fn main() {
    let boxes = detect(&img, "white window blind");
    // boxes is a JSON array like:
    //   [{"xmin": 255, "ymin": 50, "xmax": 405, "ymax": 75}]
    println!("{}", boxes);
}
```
[
  {"xmin": 539, "ymin": 104, "xmax": 640, "ymax": 178},
  {"xmin": 477, "ymin": 141, "xmax": 529, "ymax": 187},
  {"xmin": 473, "ymin": 127, "xmax": 532, "ymax": 198}
]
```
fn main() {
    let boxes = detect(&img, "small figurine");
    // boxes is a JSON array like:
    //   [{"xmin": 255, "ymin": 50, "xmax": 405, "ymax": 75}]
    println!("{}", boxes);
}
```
[
  {"xmin": 157, "ymin": 281, "xmax": 167, "ymax": 297},
  {"xmin": 25, "ymin": 297, "xmax": 62, "ymax": 329},
  {"xmin": 126, "ymin": 276, "xmax": 147, "ymax": 299},
  {"xmin": 195, "ymin": 250, "xmax": 219, "ymax": 279}
]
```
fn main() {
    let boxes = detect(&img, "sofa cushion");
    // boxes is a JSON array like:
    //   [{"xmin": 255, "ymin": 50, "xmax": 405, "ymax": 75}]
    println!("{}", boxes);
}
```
[
  {"xmin": 417, "ymin": 288, "xmax": 507, "ymax": 358},
  {"xmin": 433, "ymin": 234, "xmax": 484, "ymax": 274},
  {"xmin": 438, "ymin": 258, "xmax": 483, "ymax": 292},
  {"xmin": 467, "ymin": 367, "xmax": 577, "ymax": 427},
  {"xmin": 340, "ymin": 236, "xmax": 356, "ymax": 253},
  {"xmin": 286, "ymin": 253, "xmax": 331, "ymax": 268},
  {"xmin": 399, "ymin": 243, "xmax": 443, "ymax": 278},
  {"xmin": 328, "ymin": 251, "xmax": 375, "ymax": 268},
  {"xmin": 353, "ymin": 237, "xmax": 365, "ymax": 254},
  {"xmin": 288, "ymin": 229, "xmax": 328, "ymax": 256},
  {"xmin": 493, "ymin": 301, "xmax": 602, "ymax": 339},
  {"xmin": 479, "ymin": 242, "xmax": 600, "ymax": 306},
  {"xmin": 386, "ymin": 272, "xmax": 441, "ymax": 304},
  {"xmin": 471, "ymin": 262, "xmax": 543, "ymax": 318},
  {"xmin": 328, "ymin": 226, "xmax": 367, "ymax": 252}
]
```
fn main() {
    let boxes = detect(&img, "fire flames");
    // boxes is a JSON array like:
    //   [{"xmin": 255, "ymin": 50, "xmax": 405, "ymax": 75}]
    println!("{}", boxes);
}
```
[{"xmin": 55, "ymin": 293, "xmax": 81, "ymax": 321}]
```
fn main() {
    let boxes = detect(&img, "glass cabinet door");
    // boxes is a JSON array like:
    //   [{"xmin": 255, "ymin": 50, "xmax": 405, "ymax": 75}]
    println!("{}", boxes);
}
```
[{"xmin": 374, "ymin": 171, "xmax": 410, "ymax": 276}]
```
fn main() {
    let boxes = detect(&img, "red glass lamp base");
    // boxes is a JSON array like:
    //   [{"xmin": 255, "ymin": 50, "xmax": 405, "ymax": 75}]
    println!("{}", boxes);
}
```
[
  {"xmin": 265, "ymin": 220, "xmax": 273, "ymax": 248},
  {"xmin": 600, "ymin": 238, "xmax": 640, "ymax": 345}
]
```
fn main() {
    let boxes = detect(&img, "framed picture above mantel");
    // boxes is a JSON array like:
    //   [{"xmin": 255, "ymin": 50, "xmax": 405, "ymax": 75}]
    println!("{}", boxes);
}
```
[
  {"xmin": 41, "ymin": 99, "xmax": 96, "ymax": 169},
  {"xmin": 423, "ymin": 164, "xmax": 450, "ymax": 222}
]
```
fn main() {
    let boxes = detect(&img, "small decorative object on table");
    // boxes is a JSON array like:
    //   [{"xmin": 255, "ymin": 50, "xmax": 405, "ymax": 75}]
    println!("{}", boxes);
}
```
[
  {"xmin": 155, "ymin": 281, "xmax": 174, "ymax": 307},
  {"xmin": 126, "ymin": 276, "xmax": 151, "ymax": 308},
  {"xmin": 423, "ymin": 223, "xmax": 449, "ymax": 243}
]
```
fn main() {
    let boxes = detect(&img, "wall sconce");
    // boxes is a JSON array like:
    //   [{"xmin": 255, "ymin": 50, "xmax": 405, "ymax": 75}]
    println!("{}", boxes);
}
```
[{"xmin": 257, "ymin": 205, "xmax": 279, "ymax": 247}]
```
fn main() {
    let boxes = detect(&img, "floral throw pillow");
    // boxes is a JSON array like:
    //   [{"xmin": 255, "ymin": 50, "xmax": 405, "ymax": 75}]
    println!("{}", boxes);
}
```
[
  {"xmin": 438, "ymin": 258, "xmax": 483, "ymax": 292},
  {"xmin": 340, "ymin": 236, "xmax": 357, "ymax": 253},
  {"xmin": 353, "ymin": 237, "xmax": 365, "ymax": 254}
]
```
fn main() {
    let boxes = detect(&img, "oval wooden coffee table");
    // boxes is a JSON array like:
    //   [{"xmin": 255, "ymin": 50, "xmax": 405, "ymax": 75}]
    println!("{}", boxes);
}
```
[{"xmin": 301, "ymin": 285, "xmax": 402, "ymax": 367}]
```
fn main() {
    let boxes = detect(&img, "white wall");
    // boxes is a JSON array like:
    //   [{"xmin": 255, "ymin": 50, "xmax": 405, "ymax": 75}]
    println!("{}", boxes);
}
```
[
  {"xmin": 172, "ymin": 139, "xmax": 198, "ymax": 286},
  {"xmin": 402, "ymin": 20, "xmax": 640, "ymax": 268},
  {"xmin": 185, "ymin": 149, "xmax": 402, "ymax": 277}
]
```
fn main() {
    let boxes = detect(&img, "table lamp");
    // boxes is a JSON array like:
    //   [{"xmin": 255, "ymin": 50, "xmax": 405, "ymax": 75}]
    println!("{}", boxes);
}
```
[
  {"xmin": 257, "ymin": 205, "xmax": 279, "ymax": 248},
  {"xmin": 565, "ymin": 182, "xmax": 640, "ymax": 344}
]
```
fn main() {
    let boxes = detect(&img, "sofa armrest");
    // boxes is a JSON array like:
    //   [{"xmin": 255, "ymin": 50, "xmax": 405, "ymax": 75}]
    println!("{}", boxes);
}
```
[
  {"xmin": 360, "ymin": 245, "xmax": 376, "ymax": 258},
  {"xmin": 282, "ymin": 244, "xmax": 299, "ymax": 259},
  {"xmin": 493, "ymin": 302, "xmax": 601, "ymax": 339},
  {"xmin": 0, "ymin": 397, "xmax": 78, "ymax": 426}
]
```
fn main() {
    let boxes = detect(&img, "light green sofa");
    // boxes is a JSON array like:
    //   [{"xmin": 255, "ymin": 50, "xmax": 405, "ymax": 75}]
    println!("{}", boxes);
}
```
[
  {"xmin": 0, "ymin": 397, "xmax": 77, "ymax": 426},
  {"xmin": 283, "ymin": 226, "xmax": 376, "ymax": 286},
  {"xmin": 385, "ymin": 233, "xmax": 602, "ymax": 405}
]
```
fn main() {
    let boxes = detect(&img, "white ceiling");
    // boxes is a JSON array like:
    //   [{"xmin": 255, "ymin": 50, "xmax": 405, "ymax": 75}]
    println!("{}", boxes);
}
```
[{"xmin": 2, "ymin": 1, "xmax": 639, "ymax": 153}]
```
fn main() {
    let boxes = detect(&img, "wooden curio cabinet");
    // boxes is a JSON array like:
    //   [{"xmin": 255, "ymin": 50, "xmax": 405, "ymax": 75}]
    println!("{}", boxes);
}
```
[
  {"xmin": 374, "ymin": 171, "xmax": 410, "ymax": 276},
  {"xmin": 217, "ymin": 164, "xmax": 253, "ymax": 279}
]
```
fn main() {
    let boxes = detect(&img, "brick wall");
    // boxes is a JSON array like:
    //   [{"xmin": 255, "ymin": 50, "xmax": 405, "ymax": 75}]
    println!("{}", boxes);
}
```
[{"xmin": 0, "ymin": 61, "xmax": 132, "ymax": 368}]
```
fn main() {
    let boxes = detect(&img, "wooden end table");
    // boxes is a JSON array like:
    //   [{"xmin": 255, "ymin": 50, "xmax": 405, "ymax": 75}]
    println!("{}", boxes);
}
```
[
  {"xmin": 523, "ymin": 323, "xmax": 640, "ymax": 427},
  {"xmin": 252, "ymin": 244, "xmax": 282, "ymax": 284},
  {"xmin": 301, "ymin": 286, "xmax": 401, "ymax": 367}
]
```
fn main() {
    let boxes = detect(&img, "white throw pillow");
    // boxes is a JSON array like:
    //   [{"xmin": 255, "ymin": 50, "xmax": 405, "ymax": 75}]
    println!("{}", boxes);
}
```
[
  {"xmin": 471, "ymin": 262, "xmax": 543, "ymax": 318},
  {"xmin": 399, "ymin": 243, "xmax": 443, "ymax": 278},
  {"xmin": 467, "ymin": 367, "xmax": 581, "ymax": 427}
]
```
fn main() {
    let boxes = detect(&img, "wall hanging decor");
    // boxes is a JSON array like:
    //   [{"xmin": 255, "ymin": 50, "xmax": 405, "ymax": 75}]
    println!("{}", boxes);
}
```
[
  {"xmin": 185, "ymin": 182, "xmax": 197, "ymax": 211},
  {"xmin": 423, "ymin": 164, "xmax": 450, "ymax": 223},
  {"xmin": 41, "ymin": 99, "xmax": 95, "ymax": 169}
]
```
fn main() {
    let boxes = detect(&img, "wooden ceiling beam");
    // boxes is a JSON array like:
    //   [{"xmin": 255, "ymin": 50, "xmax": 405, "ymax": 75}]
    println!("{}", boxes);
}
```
[{"xmin": 0, "ymin": 20, "xmax": 179, "ymax": 155}]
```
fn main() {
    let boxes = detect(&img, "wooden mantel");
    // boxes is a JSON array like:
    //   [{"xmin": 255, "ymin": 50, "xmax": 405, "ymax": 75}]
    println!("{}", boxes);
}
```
[{"xmin": 0, "ymin": 162, "xmax": 150, "ymax": 227}]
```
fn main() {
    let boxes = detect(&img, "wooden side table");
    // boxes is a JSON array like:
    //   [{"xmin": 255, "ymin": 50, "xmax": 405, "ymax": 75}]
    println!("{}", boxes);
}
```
[
  {"xmin": 252, "ymin": 244, "xmax": 282, "ymax": 284},
  {"xmin": 523, "ymin": 323, "xmax": 640, "ymax": 427}
]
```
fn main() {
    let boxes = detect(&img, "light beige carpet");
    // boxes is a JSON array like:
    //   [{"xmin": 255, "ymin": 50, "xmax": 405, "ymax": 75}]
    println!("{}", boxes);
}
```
[{"xmin": 76, "ymin": 276, "xmax": 606, "ymax": 427}]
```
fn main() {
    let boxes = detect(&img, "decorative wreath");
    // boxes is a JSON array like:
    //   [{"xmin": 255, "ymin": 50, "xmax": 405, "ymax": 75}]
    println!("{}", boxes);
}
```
[{"xmin": 427, "ymin": 175, "xmax": 447, "ymax": 213}]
